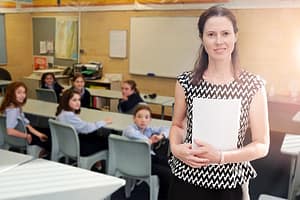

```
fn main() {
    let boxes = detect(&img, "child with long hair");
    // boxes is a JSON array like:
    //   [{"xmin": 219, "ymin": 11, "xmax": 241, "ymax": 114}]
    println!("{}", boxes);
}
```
[
  {"xmin": 40, "ymin": 72, "xmax": 64, "ymax": 102},
  {"xmin": 71, "ymin": 73, "xmax": 91, "ymax": 108},
  {"xmin": 0, "ymin": 81, "xmax": 50, "ymax": 155},
  {"xmin": 118, "ymin": 80, "xmax": 144, "ymax": 114},
  {"xmin": 56, "ymin": 89, "xmax": 112, "ymax": 158}
]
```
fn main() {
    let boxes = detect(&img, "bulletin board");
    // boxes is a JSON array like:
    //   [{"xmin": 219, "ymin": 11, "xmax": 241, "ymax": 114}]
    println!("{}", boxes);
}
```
[
  {"xmin": 32, "ymin": 17, "xmax": 78, "ymax": 68},
  {"xmin": 129, "ymin": 16, "xmax": 200, "ymax": 78}
]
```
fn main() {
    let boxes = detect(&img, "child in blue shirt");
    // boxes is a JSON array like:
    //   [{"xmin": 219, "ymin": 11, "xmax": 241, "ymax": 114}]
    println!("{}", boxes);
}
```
[
  {"xmin": 0, "ymin": 81, "xmax": 50, "ymax": 155},
  {"xmin": 123, "ymin": 104, "xmax": 170, "ymax": 200},
  {"xmin": 56, "ymin": 89, "xmax": 112, "ymax": 157}
]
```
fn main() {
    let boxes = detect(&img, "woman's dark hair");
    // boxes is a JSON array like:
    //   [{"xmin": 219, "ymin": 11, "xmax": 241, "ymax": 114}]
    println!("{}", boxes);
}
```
[
  {"xmin": 192, "ymin": 5, "xmax": 240, "ymax": 85},
  {"xmin": 41, "ymin": 72, "xmax": 56, "ymax": 87},
  {"xmin": 123, "ymin": 80, "xmax": 140, "ymax": 94},
  {"xmin": 133, "ymin": 104, "xmax": 152, "ymax": 117},
  {"xmin": 0, "ymin": 81, "xmax": 27, "ymax": 113},
  {"xmin": 55, "ymin": 89, "xmax": 81, "ymax": 116}
]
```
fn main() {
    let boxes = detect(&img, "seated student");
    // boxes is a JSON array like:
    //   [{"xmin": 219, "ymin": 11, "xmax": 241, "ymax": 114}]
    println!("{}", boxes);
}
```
[
  {"xmin": 118, "ymin": 80, "xmax": 144, "ymax": 114},
  {"xmin": 123, "ymin": 104, "xmax": 170, "ymax": 200},
  {"xmin": 40, "ymin": 72, "xmax": 64, "ymax": 102},
  {"xmin": 71, "ymin": 73, "xmax": 91, "ymax": 108},
  {"xmin": 56, "ymin": 89, "xmax": 112, "ymax": 169},
  {"xmin": 0, "ymin": 81, "xmax": 51, "ymax": 157}
]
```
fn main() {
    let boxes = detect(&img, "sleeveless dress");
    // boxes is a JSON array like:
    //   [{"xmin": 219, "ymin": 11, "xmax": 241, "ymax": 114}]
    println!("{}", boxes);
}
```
[{"xmin": 169, "ymin": 70, "xmax": 265, "ymax": 189}]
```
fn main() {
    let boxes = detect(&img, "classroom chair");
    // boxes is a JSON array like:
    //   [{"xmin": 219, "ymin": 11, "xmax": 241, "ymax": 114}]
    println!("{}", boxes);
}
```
[
  {"xmin": 0, "ymin": 115, "xmax": 41, "ymax": 158},
  {"xmin": 280, "ymin": 133, "xmax": 300, "ymax": 200},
  {"xmin": 0, "ymin": 68, "xmax": 12, "ymax": 80},
  {"xmin": 108, "ymin": 134, "xmax": 159, "ymax": 200},
  {"xmin": 48, "ymin": 119, "xmax": 108, "ymax": 170},
  {"xmin": 35, "ymin": 88, "xmax": 57, "ymax": 103}
]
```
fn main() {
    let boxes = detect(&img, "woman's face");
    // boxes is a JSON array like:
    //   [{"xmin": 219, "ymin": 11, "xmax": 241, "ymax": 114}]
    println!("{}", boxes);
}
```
[
  {"xmin": 121, "ymin": 83, "xmax": 134, "ymax": 97},
  {"xmin": 15, "ymin": 86, "xmax": 26, "ymax": 104},
  {"xmin": 45, "ymin": 75, "xmax": 54, "ymax": 86},
  {"xmin": 73, "ymin": 77, "xmax": 85, "ymax": 91},
  {"xmin": 202, "ymin": 16, "xmax": 237, "ymax": 62},
  {"xmin": 69, "ymin": 93, "xmax": 81, "ymax": 111},
  {"xmin": 134, "ymin": 109, "xmax": 151, "ymax": 130}
]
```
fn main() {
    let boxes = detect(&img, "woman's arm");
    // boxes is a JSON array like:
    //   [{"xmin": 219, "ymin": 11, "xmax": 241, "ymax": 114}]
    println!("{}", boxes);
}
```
[
  {"xmin": 170, "ymin": 81, "xmax": 209, "ymax": 167},
  {"xmin": 26, "ymin": 125, "xmax": 48, "ymax": 141}
]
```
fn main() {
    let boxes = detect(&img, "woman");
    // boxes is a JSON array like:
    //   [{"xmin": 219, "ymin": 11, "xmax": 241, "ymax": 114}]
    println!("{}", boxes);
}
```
[
  {"xmin": 118, "ymin": 80, "xmax": 144, "ymax": 114},
  {"xmin": 0, "ymin": 81, "xmax": 50, "ymax": 156},
  {"xmin": 71, "ymin": 73, "xmax": 91, "ymax": 108},
  {"xmin": 168, "ymin": 6, "xmax": 270, "ymax": 200}
]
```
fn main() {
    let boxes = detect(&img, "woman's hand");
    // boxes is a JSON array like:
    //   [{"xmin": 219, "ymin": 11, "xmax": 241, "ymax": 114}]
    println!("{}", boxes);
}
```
[
  {"xmin": 171, "ymin": 143, "xmax": 210, "ymax": 168},
  {"xmin": 193, "ymin": 139, "xmax": 221, "ymax": 164}
]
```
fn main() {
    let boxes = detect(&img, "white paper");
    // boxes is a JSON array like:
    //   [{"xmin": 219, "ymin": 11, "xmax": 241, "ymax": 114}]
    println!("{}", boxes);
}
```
[
  {"xmin": 192, "ymin": 98, "xmax": 241, "ymax": 150},
  {"xmin": 109, "ymin": 30, "xmax": 127, "ymax": 58},
  {"xmin": 39, "ymin": 41, "xmax": 47, "ymax": 54}
]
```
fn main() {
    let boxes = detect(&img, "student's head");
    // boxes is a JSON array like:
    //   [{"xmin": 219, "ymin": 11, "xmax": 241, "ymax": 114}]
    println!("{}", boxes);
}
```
[
  {"xmin": 72, "ymin": 73, "xmax": 85, "ymax": 92},
  {"xmin": 0, "ymin": 81, "xmax": 27, "ymax": 113},
  {"xmin": 121, "ymin": 80, "xmax": 139, "ymax": 97},
  {"xmin": 133, "ymin": 104, "xmax": 152, "ymax": 129},
  {"xmin": 55, "ymin": 89, "xmax": 81, "ymax": 116},
  {"xmin": 192, "ymin": 6, "xmax": 240, "ymax": 84},
  {"xmin": 41, "ymin": 72, "xmax": 56, "ymax": 86}
]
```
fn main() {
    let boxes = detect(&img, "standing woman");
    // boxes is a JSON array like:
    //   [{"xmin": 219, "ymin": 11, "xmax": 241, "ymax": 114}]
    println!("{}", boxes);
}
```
[
  {"xmin": 0, "ymin": 81, "xmax": 50, "ymax": 155},
  {"xmin": 118, "ymin": 80, "xmax": 144, "ymax": 114},
  {"xmin": 71, "ymin": 73, "xmax": 91, "ymax": 108},
  {"xmin": 168, "ymin": 6, "xmax": 269, "ymax": 200},
  {"xmin": 40, "ymin": 72, "xmax": 64, "ymax": 102}
]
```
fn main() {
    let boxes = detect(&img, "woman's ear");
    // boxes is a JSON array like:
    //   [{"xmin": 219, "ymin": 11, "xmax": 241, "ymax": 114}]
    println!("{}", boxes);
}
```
[{"xmin": 234, "ymin": 33, "xmax": 238, "ymax": 43}]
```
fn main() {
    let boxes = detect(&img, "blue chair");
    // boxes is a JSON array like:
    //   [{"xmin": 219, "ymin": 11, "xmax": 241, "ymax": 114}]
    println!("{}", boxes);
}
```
[
  {"xmin": 108, "ymin": 134, "xmax": 159, "ymax": 200},
  {"xmin": 48, "ymin": 119, "xmax": 108, "ymax": 170}
]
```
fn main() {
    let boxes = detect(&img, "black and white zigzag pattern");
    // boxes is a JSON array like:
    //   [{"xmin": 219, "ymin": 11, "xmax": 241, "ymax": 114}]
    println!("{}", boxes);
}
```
[{"xmin": 169, "ymin": 70, "xmax": 264, "ymax": 189}]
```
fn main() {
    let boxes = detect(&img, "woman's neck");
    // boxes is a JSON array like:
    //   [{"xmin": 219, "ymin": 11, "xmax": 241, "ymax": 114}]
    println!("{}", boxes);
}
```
[{"xmin": 204, "ymin": 60, "xmax": 235, "ymax": 84}]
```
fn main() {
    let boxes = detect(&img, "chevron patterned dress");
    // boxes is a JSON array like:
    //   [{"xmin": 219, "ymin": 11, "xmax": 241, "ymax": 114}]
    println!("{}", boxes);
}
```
[{"xmin": 169, "ymin": 70, "xmax": 265, "ymax": 189}]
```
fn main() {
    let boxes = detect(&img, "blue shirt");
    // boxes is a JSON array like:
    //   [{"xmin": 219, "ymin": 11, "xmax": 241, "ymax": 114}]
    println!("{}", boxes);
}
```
[
  {"xmin": 57, "ymin": 110, "xmax": 106, "ymax": 134},
  {"xmin": 5, "ymin": 107, "xmax": 29, "ymax": 129},
  {"xmin": 122, "ymin": 124, "xmax": 169, "ymax": 142}
]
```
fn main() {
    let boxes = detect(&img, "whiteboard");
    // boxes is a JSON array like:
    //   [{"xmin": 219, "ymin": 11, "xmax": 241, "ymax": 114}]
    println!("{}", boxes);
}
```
[{"xmin": 129, "ymin": 16, "xmax": 200, "ymax": 78}]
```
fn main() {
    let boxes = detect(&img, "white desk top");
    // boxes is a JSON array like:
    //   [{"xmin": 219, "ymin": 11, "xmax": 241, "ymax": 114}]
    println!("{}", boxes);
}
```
[
  {"xmin": 281, "ymin": 133, "xmax": 300, "ymax": 156},
  {"xmin": 0, "ymin": 158, "xmax": 125, "ymax": 200},
  {"xmin": 89, "ymin": 88, "xmax": 174, "ymax": 107},
  {"xmin": 0, "ymin": 149, "xmax": 33, "ymax": 173},
  {"xmin": 0, "ymin": 80, "xmax": 11, "ymax": 86},
  {"xmin": 6, "ymin": 98, "xmax": 171, "ymax": 132}
]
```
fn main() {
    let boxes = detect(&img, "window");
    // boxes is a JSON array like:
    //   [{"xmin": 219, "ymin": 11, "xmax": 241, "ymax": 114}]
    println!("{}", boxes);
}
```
[{"xmin": 0, "ymin": 14, "xmax": 7, "ymax": 65}]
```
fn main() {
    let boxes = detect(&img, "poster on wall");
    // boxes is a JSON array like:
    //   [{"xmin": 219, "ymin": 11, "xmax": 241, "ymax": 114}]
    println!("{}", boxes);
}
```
[{"xmin": 33, "ymin": 55, "xmax": 48, "ymax": 70}]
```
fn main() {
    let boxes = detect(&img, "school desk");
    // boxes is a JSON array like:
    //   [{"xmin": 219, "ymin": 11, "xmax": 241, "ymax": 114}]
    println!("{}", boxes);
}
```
[
  {"xmin": 1, "ymin": 97, "xmax": 172, "ymax": 132},
  {"xmin": 88, "ymin": 88, "xmax": 175, "ymax": 119},
  {"xmin": 0, "ymin": 150, "xmax": 125, "ymax": 200},
  {"xmin": 0, "ymin": 80, "xmax": 11, "ymax": 95}
]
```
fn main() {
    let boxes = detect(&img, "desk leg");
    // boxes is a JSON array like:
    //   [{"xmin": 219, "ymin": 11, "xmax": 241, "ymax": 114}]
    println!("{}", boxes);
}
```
[
  {"xmin": 161, "ymin": 106, "xmax": 165, "ymax": 119},
  {"xmin": 288, "ymin": 155, "xmax": 300, "ymax": 200}
]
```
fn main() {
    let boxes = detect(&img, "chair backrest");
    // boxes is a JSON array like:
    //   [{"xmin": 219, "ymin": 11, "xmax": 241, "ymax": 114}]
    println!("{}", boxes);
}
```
[
  {"xmin": 35, "ymin": 88, "xmax": 57, "ymax": 103},
  {"xmin": 0, "ymin": 115, "xmax": 27, "ymax": 148},
  {"xmin": 48, "ymin": 119, "xmax": 80, "ymax": 160},
  {"xmin": 0, "ymin": 68, "xmax": 12, "ymax": 80},
  {"xmin": 108, "ymin": 134, "xmax": 152, "ymax": 178}
]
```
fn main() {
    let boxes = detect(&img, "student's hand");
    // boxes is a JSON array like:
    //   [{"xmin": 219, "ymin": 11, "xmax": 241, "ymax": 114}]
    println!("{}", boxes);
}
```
[
  {"xmin": 26, "ymin": 134, "xmax": 32, "ymax": 144},
  {"xmin": 193, "ymin": 139, "xmax": 221, "ymax": 164},
  {"xmin": 150, "ymin": 135, "xmax": 162, "ymax": 144},
  {"xmin": 171, "ymin": 142, "xmax": 210, "ymax": 168},
  {"xmin": 104, "ymin": 117, "xmax": 112, "ymax": 124},
  {"xmin": 38, "ymin": 133, "xmax": 48, "ymax": 142}
]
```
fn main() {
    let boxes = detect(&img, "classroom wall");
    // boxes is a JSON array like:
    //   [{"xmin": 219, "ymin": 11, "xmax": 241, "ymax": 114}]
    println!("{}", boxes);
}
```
[{"xmin": 4, "ymin": 8, "xmax": 300, "ymax": 114}]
